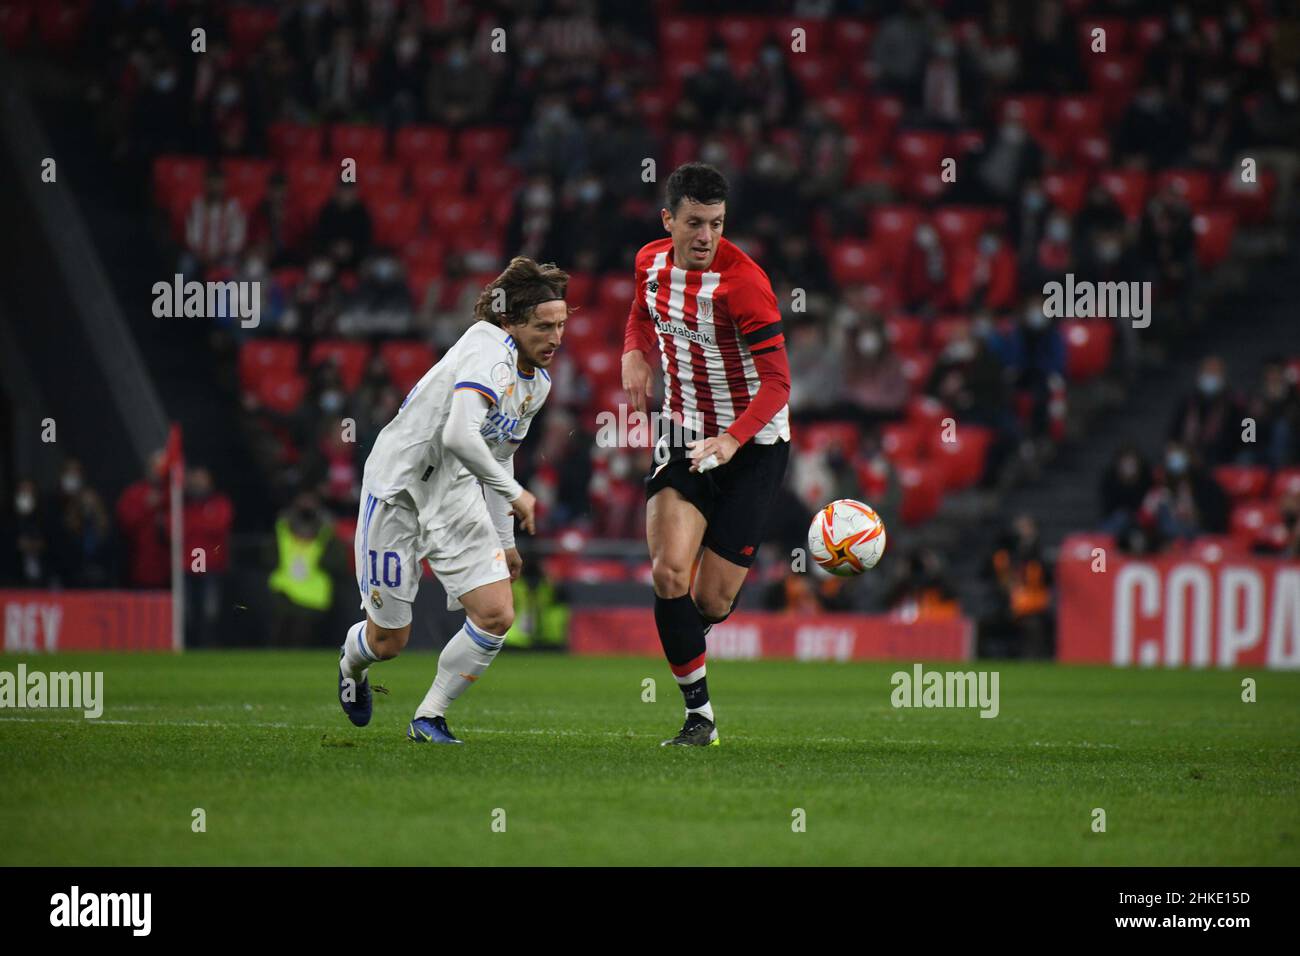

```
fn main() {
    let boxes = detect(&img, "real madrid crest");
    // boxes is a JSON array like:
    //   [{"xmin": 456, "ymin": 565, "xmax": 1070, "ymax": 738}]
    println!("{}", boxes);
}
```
[{"xmin": 370, "ymin": 588, "xmax": 383, "ymax": 609}]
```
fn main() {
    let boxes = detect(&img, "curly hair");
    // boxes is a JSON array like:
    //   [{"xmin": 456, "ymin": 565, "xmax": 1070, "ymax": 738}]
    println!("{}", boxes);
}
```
[{"xmin": 473, "ymin": 256, "xmax": 570, "ymax": 328}]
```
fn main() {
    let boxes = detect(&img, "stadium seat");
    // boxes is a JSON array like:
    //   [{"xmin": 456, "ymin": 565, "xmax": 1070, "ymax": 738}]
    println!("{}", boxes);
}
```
[
  {"xmin": 819, "ymin": 92, "xmax": 865, "ymax": 129},
  {"xmin": 456, "ymin": 127, "xmax": 512, "ymax": 164},
  {"xmin": 880, "ymin": 421, "xmax": 924, "ymax": 461},
  {"xmin": 716, "ymin": 16, "xmax": 768, "ymax": 69},
  {"xmin": 1088, "ymin": 57, "xmax": 1142, "ymax": 115},
  {"xmin": 894, "ymin": 130, "xmax": 949, "ymax": 173},
  {"xmin": 394, "ymin": 125, "xmax": 451, "ymax": 164},
  {"xmin": 867, "ymin": 96, "xmax": 904, "ymax": 135},
  {"xmin": 898, "ymin": 461, "xmax": 944, "ymax": 525},
  {"xmin": 1062, "ymin": 319, "xmax": 1114, "ymax": 381},
  {"xmin": 222, "ymin": 157, "xmax": 274, "ymax": 208},
  {"xmin": 658, "ymin": 15, "xmax": 710, "ymax": 62},
  {"xmin": 636, "ymin": 88, "xmax": 672, "ymax": 128},
  {"xmin": 1098, "ymin": 169, "xmax": 1150, "ymax": 221},
  {"xmin": 1213, "ymin": 465, "xmax": 1272, "ymax": 500},
  {"xmin": 153, "ymin": 155, "xmax": 206, "ymax": 208},
  {"xmin": 999, "ymin": 95, "xmax": 1051, "ymax": 139},
  {"xmin": 1230, "ymin": 500, "xmax": 1285, "ymax": 549},
  {"xmin": 474, "ymin": 163, "xmax": 522, "ymax": 198},
  {"xmin": 308, "ymin": 341, "xmax": 371, "ymax": 393},
  {"xmin": 1133, "ymin": 16, "xmax": 1166, "ymax": 51},
  {"xmin": 829, "ymin": 241, "xmax": 885, "ymax": 285},
  {"xmin": 428, "ymin": 196, "xmax": 488, "ymax": 235},
  {"xmin": 885, "ymin": 315, "xmax": 925, "ymax": 353},
  {"xmin": 788, "ymin": 56, "xmax": 835, "ymax": 97},
  {"xmin": 369, "ymin": 198, "xmax": 423, "ymax": 248},
  {"xmin": 1220, "ymin": 169, "xmax": 1277, "ymax": 225},
  {"xmin": 379, "ymin": 341, "xmax": 437, "ymax": 395},
  {"xmin": 1271, "ymin": 468, "xmax": 1300, "ymax": 499},
  {"xmin": 952, "ymin": 128, "xmax": 986, "ymax": 156},
  {"xmin": 228, "ymin": 5, "xmax": 279, "ymax": 61},
  {"xmin": 254, "ymin": 371, "xmax": 308, "ymax": 415},
  {"xmin": 928, "ymin": 423, "xmax": 993, "ymax": 490},
  {"xmin": 410, "ymin": 162, "xmax": 469, "ymax": 198},
  {"xmin": 1192, "ymin": 210, "xmax": 1237, "ymax": 268},
  {"xmin": 239, "ymin": 340, "xmax": 299, "ymax": 391},
  {"xmin": 928, "ymin": 314, "xmax": 970, "ymax": 351},
  {"xmin": 36, "ymin": 0, "xmax": 88, "ymax": 51},
  {"xmin": 796, "ymin": 422, "xmax": 860, "ymax": 454},
  {"xmin": 597, "ymin": 275, "xmax": 637, "ymax": 316},
  {"xmin": 932, "ymin": 206, "xmax": 992, "ymax": 251},
  {"xmin": 1042, "ymin": 171, "xmax": 1091, "ymax": 214},
  {"xmin": 1072, "ymin": 133, "xmax": 1112, "ymax": 169},
  {"xmin": 829, "ymin": 18, "xmax": 874, "ymax": 64},
  {"xmin": 563, "ymin": 271, "xmax": 595, "ymax": 309},
  {"xmin": 1053, "ymin": 95, "xmax": 1105, "ymax": 137},
  {"xmin": 269, "ymin": 122, "xmax": 324, "ymax": 162},
  {"xmin": 400, "ymin": 237, "xmax": 444, "ymax": 272},
  {"xmin": 898, "ymin": 353, "xmax": 935, "ymax": 393},
  {"xmin": 354, "ymin": 162, "xmax": 405, "ymax": 201},
  {"xmin": 1155, "ymin": 169, "xmax": 1214, "ymax": 208},
  {"xmin": 869, "ymin": 205, "xmax": 922, "ymax": 268},
  {"xmin": 329, "ymin": 124, "xmax": 387, "ymax": 163}
]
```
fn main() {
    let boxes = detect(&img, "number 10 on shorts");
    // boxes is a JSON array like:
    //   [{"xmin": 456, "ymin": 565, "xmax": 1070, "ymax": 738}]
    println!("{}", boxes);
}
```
[{"xmin": 368, "ymin": 550, "xmax": 401, "ymax": 588}]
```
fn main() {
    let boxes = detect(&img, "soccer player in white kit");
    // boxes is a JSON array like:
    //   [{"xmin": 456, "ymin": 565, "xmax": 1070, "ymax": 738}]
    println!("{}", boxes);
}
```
[{"xmin": 337, "ymin": 257, "xmax": 567, "ymax": 743}]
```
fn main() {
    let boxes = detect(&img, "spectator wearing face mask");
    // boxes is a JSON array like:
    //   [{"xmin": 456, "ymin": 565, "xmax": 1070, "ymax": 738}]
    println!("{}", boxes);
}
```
[
  {"xmin": 1168, "ymin": 356, "xmax": 1245, "ymax": 466},
  {"xmin": 1139, "ymin": 441, "xmax": 1230, "ymax": 543},
  {"xmin": 1099, "ymin": 444, "xmax": 1154, "ymax": 537},
  {"xmin": 995, "ymin": 295, "xmax": 1066, "ymax": 443},
  {"xmin": 48, "ymin": 460, "xmax": 115, "ymax": 588},
  {"xmin": 951, "ymin": 228, "xmax": 1018, "ymax": 311},
  {"xmin": 899, "ymin": 222, "xmax": 947, "ymax": 313},
  {"xmin": 5, "ymin": 479, "xmax": 53, "ymax": 587},
  {"xmin": 840, "ymin": 321, "xmax": 909, "ymax": 426},
  {"xmin": 1027, "ymin": 209, "xmax": 1074, "ymax": 288}
]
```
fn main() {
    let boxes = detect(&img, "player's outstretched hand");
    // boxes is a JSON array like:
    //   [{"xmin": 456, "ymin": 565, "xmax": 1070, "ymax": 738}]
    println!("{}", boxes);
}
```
[
  {"xmin": 622, "ymin": 350, "xmax": 653, "ymax": 414},
  {"xmin": 687, "ymin": 433, "xmax": 739, "ymax": 473},
  {"xmin": 510, "ymin": 489, "xmax": 537, "ymax": 535}
]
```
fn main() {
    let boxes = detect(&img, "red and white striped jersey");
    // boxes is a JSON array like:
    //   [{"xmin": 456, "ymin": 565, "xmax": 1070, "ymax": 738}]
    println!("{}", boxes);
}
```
[{"xmin": 624, "ymin": 237, "xmax": 791, "ymax": 445}]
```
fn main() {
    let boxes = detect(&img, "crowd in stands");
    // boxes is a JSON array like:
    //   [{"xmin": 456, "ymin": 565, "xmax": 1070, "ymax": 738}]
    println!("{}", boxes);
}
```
[{"xmin": 3, "ymin": 0, "xmax": 1296, "ymax": 645}]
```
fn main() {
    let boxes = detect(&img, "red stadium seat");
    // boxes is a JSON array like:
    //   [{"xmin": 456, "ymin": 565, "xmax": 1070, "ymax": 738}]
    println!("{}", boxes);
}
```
[
  {"xmin": 369, "ymin": 198, "xmax": 423, "ymax": 248},
  {"xmin": 406, "ymin": 266, "xmax": 439, "ymax": 304},
  {"xmin": 1155, "ymin": 169, "xmax": 1214, "ymax": 208},
  {"xmin": 999, "ymin": 95, "xmax": 1051, "ymax": 138},
  {"xmin": 830, "ymin": 18, "xmax": 875, "ymax": 63},
  {"xmin": 928, "ymin": 423, "xmax": 993, "ymax": 490},
  {"xmin": 1062, "ymin": 319, "xmax": 1114, "ymax": 381},
  {"xmin": 410, "ymin": 161, "xmax": 469, "ymax": 198},
  {"xmin": 597, "ymin": 275, "xmax": 637, "ymax": 316},
  {"xmin": 898, "ymin": 462, "xmax": 944, "ymax": 525},
  {"xmin": 456, "ymin": 127, "xmax": 512, "ymax": 165},
  {"xmin": 820, "ymin": 92, "xmax": 865, "ymax": 129},
  {"xmin": 716, "ymin": 16, "xmax": 768, "ymax": 68},
  {"xmin": 329, "ymin": 124, "xmax": 387, "ymax": 163},
  {"xmin": 428, "ymin": 196, "xmax": 488, "ymax": 234},
  {"xmin": 898, "ymin": 353, "xmax": 935, "ymax": 393},
  {"xmin": 869, "ymin": 205, "xmax": 922, "ymax": 267},
  {"xmin": 1042, "ymin": 171, "xmax": 1090, "ymax": 214},
  {"xmin": 309, "ymin": 340, "xmax": 371, "ymax": 393},
  {"xmin": 932, "ymin": 206, "xmax": 992, "ymax": 251},
  {"xmin": 475, "ymin": 164, "xmax": 522, "ymax": 198},
  {"xmin": 254, "ymin": 371, "xmax": 307, "ymax": 415},
  {"xmin": 355, "ymin": 163, "xmax": 406, "ymax": 202},
  {"xmin": 153, "ymin": 155, "xmax": 206, "ymax": 207},
  {"xmin": 927, "ymin": 315, "xmax": 970, "ymax": 351},
  {"xmin": 1053, "ymin": 95, "xmax": 1105, "ymax": 137},
  {"xmin": 269, "ymin": 122, "xmax": 324, "ymax": 162},
  {"xmin": 952, "ymin": 128, "xmax": 985, "ymax": 156},
  {"xmin": 222, "ymin": 157, "xmax": 274, "ymax": 207},
  {"xmin": 789, "ymin": 56, "xmax": 836, "ymax": 97},
  {"xmin": 1133, "ymin": 16, "xmax": 1166, "ymax": 51},
  {"xmin": 286, "ymin": 162, "xmax": 337, "ymax": 224},
  {"xmin": 1214, "ymin": 465, "xmax": 1272, "ymax": 500},
  {"xmin": 400, "ymin": 237, "xmax": 445, "ymax": 272},
  {"xmin": 906, "ymin": 395, "xmax": 948, "ymax": 431},
  {"xmin": 659, "ymin": 16, "xmax": 711, "ymax": 61},
  {"xmin": 868, "ymin": 96, "xmax": 904, "ymax": 135},
  {"xmin": 1271, "ymin": 468, "xmax": 1300, "ymax": 499},
  {"xmin": 1072, "ymin": 133, "xmax": 1112, "ymax": 169},
  {"xmin": 1220, "ymin": 169, "xmax": 1277, "ymax": 225},
  {"xmin": 36, "ymin": 0, "xmax": 88, "ymax": 51},
  {"xmin": 1230, "ymin": 500, "xmax": 1285, "ymax": 549},
  {"xmin": 1192, "ymin": 210, "xmax": 1236, "ymax": 268},
  {"xmin": 829, "ymin": 241, "xmax": 885, "ymax": 285},
  {"xmin": 1098, "ymin": 169, "xmax": 1150, "ymax": 221},
  {"xmin": 394, "ymin": 125, "xmax": 451, "ymax": 164},
  {"xmin": 239, "ymin": 340, "xmax": 299, "ymax": 391},
  {"xmin": 563, "ymin": 271, "xmax": 595, "ymax": 309},
  {"xmin": 885, "ymin": 315, "xmax": 925, "ymax": 353},
  {"xmin": 380, "ymin": 341, "xmax": 437, "ymax": 394},
  {"xmin": 894, "ymin": 130, "xmax": 949, "ymax": 172},
  {"xmin": 881, "ymin": 421, "xmax": 924, "ymax": 461},
  {"xmin": 228, "ymin": 5, "xmax": 278, "ymax": 60},
  {"xmin": 796, "ymin": 422, "xmax": 860, "ymax": 454}
]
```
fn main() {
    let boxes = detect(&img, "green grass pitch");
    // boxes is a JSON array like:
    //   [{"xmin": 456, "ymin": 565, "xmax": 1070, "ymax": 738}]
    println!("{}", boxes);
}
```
[{"xmin": 1, "ymin": 651, "xmax": 1297, "ymax": 866}]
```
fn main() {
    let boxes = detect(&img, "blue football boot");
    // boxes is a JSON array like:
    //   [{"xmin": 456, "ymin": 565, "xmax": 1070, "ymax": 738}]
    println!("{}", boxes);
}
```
[
  {"xmin": 338, "ymin": 649, "xmax": 373, "ymax": 727},
  {"xmin": 407, "ymin": 715, "xmax": 463, "ymax": 744}
]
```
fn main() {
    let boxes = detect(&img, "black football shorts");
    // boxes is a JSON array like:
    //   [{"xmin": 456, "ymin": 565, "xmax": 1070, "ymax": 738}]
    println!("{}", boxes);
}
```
[{"xmin": 644, "ymin": 423, "xmax": 790, "ymax": 568}]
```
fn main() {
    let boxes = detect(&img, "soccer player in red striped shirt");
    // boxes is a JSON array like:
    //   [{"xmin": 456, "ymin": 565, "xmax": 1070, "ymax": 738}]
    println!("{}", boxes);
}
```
[{"xmin": 622, "ymin": 162, "xmax": 793, "ymax": 746}]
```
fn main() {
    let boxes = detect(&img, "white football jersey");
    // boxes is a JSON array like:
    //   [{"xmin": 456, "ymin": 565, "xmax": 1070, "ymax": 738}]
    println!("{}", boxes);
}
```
[{"xmin": 363, "ymin": 320, "xmax": 551, "ymax": 529}]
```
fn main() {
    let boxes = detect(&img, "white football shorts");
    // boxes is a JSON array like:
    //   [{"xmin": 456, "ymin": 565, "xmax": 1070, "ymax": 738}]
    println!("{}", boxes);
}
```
[{"xmin": 354, "ymin": 487, "xmax": 509, "ymax": 628}]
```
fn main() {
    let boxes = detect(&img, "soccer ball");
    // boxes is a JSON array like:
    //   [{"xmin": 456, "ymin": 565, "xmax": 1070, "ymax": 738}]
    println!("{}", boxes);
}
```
[{"xmin": 807, "ymin": 499, "xmax": 887, "ymax": 576}]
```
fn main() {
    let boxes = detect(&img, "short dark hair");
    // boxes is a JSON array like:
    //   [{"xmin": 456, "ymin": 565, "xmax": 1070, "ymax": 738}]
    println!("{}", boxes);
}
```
[
  {"xmin": 665, "ymin": 162, "xmax": 728, "ymax": 215},
  {"xmin": 474, "ymin": 256, "xmax": 569, "ymax": 328}
]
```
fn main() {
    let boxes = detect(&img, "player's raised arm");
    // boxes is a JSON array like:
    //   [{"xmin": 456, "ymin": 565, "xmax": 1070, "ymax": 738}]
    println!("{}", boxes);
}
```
[{"xmin": 622, "ymin": 252, "xmax": 657, "ymax": 414}]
